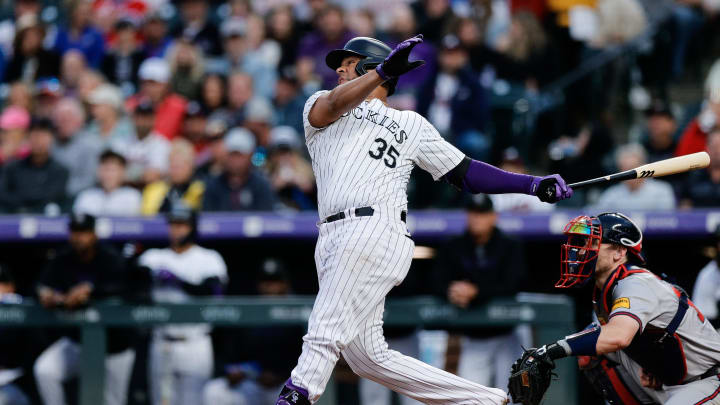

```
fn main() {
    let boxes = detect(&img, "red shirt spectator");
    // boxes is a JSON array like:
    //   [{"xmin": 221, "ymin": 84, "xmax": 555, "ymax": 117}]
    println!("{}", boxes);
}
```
[{"xmin": 126, "ymin": 57, "xmax": 187, "ymax": 140}]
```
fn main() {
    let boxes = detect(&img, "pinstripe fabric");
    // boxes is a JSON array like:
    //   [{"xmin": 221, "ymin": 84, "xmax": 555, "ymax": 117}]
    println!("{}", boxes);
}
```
[{"xmin": 290, "ymin": 94, "xmax": 507, "ymax": 404}]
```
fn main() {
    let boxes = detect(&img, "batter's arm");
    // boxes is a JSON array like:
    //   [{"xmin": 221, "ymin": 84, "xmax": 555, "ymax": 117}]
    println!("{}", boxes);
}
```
[{"xmin": 308, "ymin": 70, "xmax": 384, "ymax": 128}]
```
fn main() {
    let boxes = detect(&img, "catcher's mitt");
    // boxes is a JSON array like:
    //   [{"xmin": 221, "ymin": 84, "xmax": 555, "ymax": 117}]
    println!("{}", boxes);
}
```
[{"xmin": 508, "ymin": 347, "xmax": 556, "ymax": 405}]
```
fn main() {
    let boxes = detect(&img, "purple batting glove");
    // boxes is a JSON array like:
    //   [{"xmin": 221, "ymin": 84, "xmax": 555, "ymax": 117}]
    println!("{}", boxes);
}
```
[
  {"xmin": 155, "ymin": 269, "xmax": 179, "ymax": 284},
  {"xmin": 376, "ymin": 34, "xmax": 425, "ymax": 80},
  {"xmin": 530, "ymin": 174, "xmax": 573, "ymax": 203}
]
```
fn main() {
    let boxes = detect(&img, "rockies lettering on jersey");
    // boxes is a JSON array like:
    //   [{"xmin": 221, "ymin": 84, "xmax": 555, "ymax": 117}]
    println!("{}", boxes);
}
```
[{"xmin": 304, "ymin": 90, "xmax": 465, "ymax": 218}]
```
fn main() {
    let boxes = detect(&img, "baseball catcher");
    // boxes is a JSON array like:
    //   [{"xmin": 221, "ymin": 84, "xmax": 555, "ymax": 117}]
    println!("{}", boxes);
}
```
[{"xmin": 509, "ymin": 212, "xmax": 720, "ymax": 405}]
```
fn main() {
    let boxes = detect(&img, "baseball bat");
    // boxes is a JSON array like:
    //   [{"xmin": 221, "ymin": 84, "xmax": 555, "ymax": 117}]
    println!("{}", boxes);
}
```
[{"xmin": 568, "ymin": 151, "xmax": 711, "ymax": 190}]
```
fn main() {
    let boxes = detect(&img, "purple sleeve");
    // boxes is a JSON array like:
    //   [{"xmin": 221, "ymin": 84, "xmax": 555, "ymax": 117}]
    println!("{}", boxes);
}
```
[{"xmin": 462, "ymin": 159, "xmax": 536, "ymax": 195}]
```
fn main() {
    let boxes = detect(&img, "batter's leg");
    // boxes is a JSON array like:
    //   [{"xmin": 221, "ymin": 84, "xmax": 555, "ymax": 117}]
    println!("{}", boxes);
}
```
[
  {"xmin": 342, "ymin": 302, "xmax": 509, "ymax": 405},
  {"xmin": 359, "ymin": 334, "xmax": 423, "ymax": 405}
]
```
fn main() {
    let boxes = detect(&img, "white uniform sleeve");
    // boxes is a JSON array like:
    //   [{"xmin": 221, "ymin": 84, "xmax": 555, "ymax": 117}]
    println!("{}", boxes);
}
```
[
  {"xmin": 692, "ymin": 262, "xmax": 720, "ymax": 320},
  {"xmin": 302, "ymin": 90, "xmax": 330, "ymax": 140},
  {"xmin": 206, "ymin": 250, "xmax": 228, "ymax": 283},
  {"xmin": 414, "ymin": 117, "xmax": 465, "ymax": 180}
]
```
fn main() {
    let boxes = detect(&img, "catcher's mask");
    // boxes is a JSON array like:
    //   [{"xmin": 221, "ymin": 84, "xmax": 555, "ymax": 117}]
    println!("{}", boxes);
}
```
[{"xmin": 556, "ymin": 215, "xmax": 602, "ymax": 288}]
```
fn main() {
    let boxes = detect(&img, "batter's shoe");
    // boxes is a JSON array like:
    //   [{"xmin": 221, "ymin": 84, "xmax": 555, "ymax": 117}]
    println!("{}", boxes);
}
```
[{"xmin": 276, "ymin": 379, "xmax": 311, "ymax": 405}]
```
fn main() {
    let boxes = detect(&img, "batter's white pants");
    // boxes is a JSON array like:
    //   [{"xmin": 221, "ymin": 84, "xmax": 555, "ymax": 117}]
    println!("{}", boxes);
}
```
[
  {"xmin": 0, "ymin": 384, "xmax": 29, "ymax": 405},
  {"xmin": 149, "ymin": 334, "xmax": 213, "ymax": 405},
  {"xmin": 456, "ymin": 333, "xmax": 521, "ymax": 391},
  {"xmin": 359, "ymin": 333, "xmax": 423, "ymax": 405},
  {"xmin": 290, "ymin": 214, "xmax": 509, "ymax": 404},
  {"xmin": 203, "ymin": 377, "xmax": 280, "ymax": 405},
  {"xmin": 34, "ymin": 337, "xmax": 135, "ymax": 405}
]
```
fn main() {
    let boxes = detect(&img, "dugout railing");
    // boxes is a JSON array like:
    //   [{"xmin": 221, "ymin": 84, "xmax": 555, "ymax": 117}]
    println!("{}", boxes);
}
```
[{"xmin": 0, "ymin": 296, "xmax": 576, "ymax": 405}]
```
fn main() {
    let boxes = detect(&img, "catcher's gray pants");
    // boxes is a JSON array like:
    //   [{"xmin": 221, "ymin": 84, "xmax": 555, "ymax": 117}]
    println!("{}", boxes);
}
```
[
  {"xmin": 290, "ymin": 216, "xmax": 509, "ymax": 404},
  {"xmin": 0, "ymin": 384, "xmax": 29, "ymax": 405},
  {"xmin": 34, "ymin": 337, "xmax": 135, "ymax": 405}
]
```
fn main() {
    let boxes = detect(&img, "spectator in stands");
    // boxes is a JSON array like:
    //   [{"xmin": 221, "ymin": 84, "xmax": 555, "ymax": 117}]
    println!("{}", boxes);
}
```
[
  {"xmin": 678, "ymin": 128, "xmax": 720, "ymax": 208},
  {"xmin": 0, "ymin": 119, "xmax": 68, "ymax": 214},
  {"xmin": 411, "ymin": 0, "xmax": 455, "ymax": 43},
  {"xmin": 417, "ymin": 34, "xmax": 489, "ymax": 159},
  {"xmin": 123, "ymin": 101, "xmax": 171, "ymax": 186},
  {"xmin": 0, "ymin": 263, "xmax": 31, "ymax": 405},
  {"xmin": 52, "ymin": 98, "xmax": 101, "ymax": 196},
  {"xmin": 266, "ymin": 126, "xmax": 315, "ymax": 211},
  {"xmin": 59, "ymin": 50, "xmax": 87, "ymax": 98},
  {"xmin": 5, "ymin": 14, "xmax": 60, "ymax": 84},
  {"xmin": 101, "ymin": 19, "xmax": 144, "ymax": 95},
  {"xmin": 34, "ymin": 213, "xmax": 137, "ymax": 405},
  {"xmin": 676, "ymin": 59, "xmax": 720, "ymax": 156},
  {"xmin": 203, "ymin": 258, "xmax": 304, "ymax": 405},
  {"xmin": 273, "ymin": 71, "xmax": 305, "ymax": 134},
  {"xmin": 218, "ymin": 71, "xmax": 254, "ymax": 129},
  {"xmin": 0, "ymin": 106, "xmax": 30, "ymax": 166},
  {"xmin": 196, "ymin": 122, "xmax": 227, "ymax": 180},
  {"xmin": 692, "ymin": 225, "xmax": 720, "ymax": 328},
  {"xmin": 33, "ymin": 78, "xmax": 63, "ymax": 120},
  {"xmin": 385, "ymin": 4, "xmax": 437, "ymax": 95},
  {"xmin": 588, "ymin": 0, "xmax": 647, "ymax": 49},
  {"xmin": 74, "ymin": 150, "xmax": 141, "ymax": 216},
  {"xmin": 244, "ymin": 98, "xmax": 274, "ymax": 147},
  {"xmin": 86, "ymin": 84, "xmax": 134, "ymax": 149},
  {"xmin": 173, "ymin": 0, "xmax": 222, "ymax": 56},
  {"xmin": 203, "ymin": 127, "xmax": 280, "ymax": 211},
  {"xmin": 267, "ymin": 5, "xmax": 302, "ymax": 73},
  {"xmin": 431, "ymin": 194, "xmax": 526, "ymax": 390},
  {"xmin": 6, "ymin": 82, "xmax": 33, "ymax": 112},
  {"xmin": 297, "ymin": 5, "xmax": 354, "ymax": 89},
  {"xmin": 592, "ymin": 144, "xmax": 676, "ymax": 210},
  {"xmin": 642, "ymin": 99, "xmax": 678, "ymax": 163},
  {"xmin": 182, "ymin": 101, "xmax": 209, "ymax": 152},
  {"xmin": 127, "ymin": 57, "xmax": 187, "ymax": 140},
  {"xmin": 217, "ymin": 18, "xmax": 278, "ymax": 100},
  {"xmin": 75, "ymin": 69, "xmax": 104, "ymax": 104},
  {"xmin": 168, "ymin": 38, "xmax": 205, "ymax": 101},
  {"xmin": 0, "ymin": 0, "xmax": 41, "ymax": 57},
  {"xmin": 142, "ymin": 139, "xmax": 204, "ymax": 214},
  {"xmin": 139, "ymin": 204, "xmax": 227, "ymax": 405},
  {"xmin": 52, "ymin": 0, "xmax": 105, "ymax": 68},
  {"xmin": 141, "ymin": 12, "xmax": 172, "ymax": 59},
  {"xmin": 200, "ymin": 73, "xmax": 227, "ymax": 114},
  {"xmin": 489, "ymin": 148, "xmax": 554, "ymax": 212}
]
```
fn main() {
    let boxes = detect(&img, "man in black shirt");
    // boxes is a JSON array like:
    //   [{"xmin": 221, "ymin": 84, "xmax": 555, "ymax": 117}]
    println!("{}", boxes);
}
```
[
  {"xmin": 0, "ymin": 264, "xmax": 31, "ymax": 405},
  {"xmin": 678, "ymin": 128, "xmax": 720, "ymax": 208},
  {"xmin": 0, "ymin": 118, "xmax": 68, "ymax": 214},
  {"xmin": 432, "ymin": 195, "xmax": 527, "ymax": 390},
  {"xmin": 33, "ymin": 213, "xmax": 137, "ymax": 405}
]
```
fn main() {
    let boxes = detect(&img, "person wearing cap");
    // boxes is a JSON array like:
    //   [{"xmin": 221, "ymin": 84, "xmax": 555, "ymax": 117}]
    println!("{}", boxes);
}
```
[
  {"xmin": 692, "ymin": 225, "xmax": 720, "ymax": 330},
  {"xmin": 73, "ymin": 149, "xmax": 142, "ymax": 216},
  {"xmin": 5, "ymin": 13, "xmax": 60, "ymax": 83},
  {"xmin": 417, "ymin": 34, "xmax": 489, "ymax": 157},
  {"xmin": 172, "ymin": 0, "xmax": 222, "ymax": 56},
  {"xmin": 86, "ymin": 83, "xmax": 135, "ymax": 149},
  {"xmin": 266, "ymin": 126, "xmax": 315, "ymax": 210},
  {"xmin": 675, "ymin": 59, "xmax": 720, "ymax": 157},
  {"xmin": 642, "ymin": 99, "xmax": 679, "ymax": 163},
  {"xmin": 126, "ymin": 57, "xmax": 188, "ymax": 140},
  {"xmin": 51, "ymin": 0, "xmax": 105, "ymax": 68},
  {"xmin": 203, "ymin": 127, "xmax": 280, "ymax": 211},
  {"xmin": 431, "ymin": 194, "xmax": 527, "ymax": 391},
  {"xmin": 121, "ymin": 100, "xmax": 171, "ymax": 186},
  {"xmin": 141, "ymin": 11, "xmax": 173, "ymax": 58},
  {"xmin": 488, "ymin": 148, "xmax": 555, "ymax": 213},
  {"xmin": 0, "ymin": 118, "xmax": 68, "ymax": 214},
  {"xmin": 592, "ymin": 144, "xmax": 676, "ymax": 211},
  {"xmin": 138, "ymin": 203, "xmax": 228, "ymax": 405},
  {"xmin": 244, "ymin": 97, "xmax": 274, "ymax": 147},
  {"xmin": 677, "ymin": 127, "xmax": 720, "ymax": 208},
  {"xmin": 52, "ymin": 97, "xmax": 104, "ymax": 196},
  {"xmin": 0, "ymin": 263, "xmax": 32, "ymax": 405},
  {"xmin": 181, "ymin": 100, "xmax": 210, "ymax": 151},
  {"xmin": 0, "ymin": 106, "xmax": 31, "ymax": 166},
  {"xmin": 101, "ymin": 19, "xmax": 145, "ymax": 93},
  {"xmin": 34, "ymin": 213, "xmax": 138, "ymax": 405},
  {"xmin": 273, "ymin": 71, "xmax": 305, "ymax": 134},
  {"xmin": 33, "ymin": 77, "xmax": 64, "ymax": 120},
  {"xmin": 203, "ymin": 258, "xmax": 304, "ymax": 405},
  {"xmin": 141, "ymin": 139, "xmax": 205, "ymax": 215}
]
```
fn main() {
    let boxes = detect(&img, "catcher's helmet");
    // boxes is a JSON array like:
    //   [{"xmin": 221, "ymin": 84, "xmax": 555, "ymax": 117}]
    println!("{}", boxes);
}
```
[
  {"xmin": 326, "ymin": 37, "xmax": 398, "ymax": 95},
  {"xmin": 556, "ymin": 212, "xmax": 645, "ymax": 288}
]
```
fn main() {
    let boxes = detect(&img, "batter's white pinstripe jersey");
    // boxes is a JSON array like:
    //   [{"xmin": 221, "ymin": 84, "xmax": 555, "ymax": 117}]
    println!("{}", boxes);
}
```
[{"xmin": 303, "ymin": 90, "xmax": 465, "ymax": 219}]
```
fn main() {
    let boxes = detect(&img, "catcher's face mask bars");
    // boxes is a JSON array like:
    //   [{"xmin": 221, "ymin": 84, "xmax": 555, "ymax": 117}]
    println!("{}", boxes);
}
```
[{"xmin": 556, "ymin": 216, "xmax": 602, "ymax": 288}]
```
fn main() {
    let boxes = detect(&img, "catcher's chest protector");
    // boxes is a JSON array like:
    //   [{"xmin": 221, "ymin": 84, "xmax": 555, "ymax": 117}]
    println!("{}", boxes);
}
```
[{"xmin": 593, "ymin": 265, "xmax": 689, "ymax": 386}]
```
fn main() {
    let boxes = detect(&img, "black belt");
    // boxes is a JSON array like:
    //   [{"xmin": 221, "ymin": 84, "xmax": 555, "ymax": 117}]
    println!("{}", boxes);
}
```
[
  {"xmin": 323, "ymin": 207, "xmax": 406, "ymax": 224},
  {"xmin": 685, "ymin": 365, "xmax": 720, "ymax": 384}
]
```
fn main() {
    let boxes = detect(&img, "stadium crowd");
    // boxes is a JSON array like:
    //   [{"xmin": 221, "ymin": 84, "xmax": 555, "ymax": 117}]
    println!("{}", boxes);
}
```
[{"xmin": 0, "ymin": 0, "xmax": 718, "ymax": 404}]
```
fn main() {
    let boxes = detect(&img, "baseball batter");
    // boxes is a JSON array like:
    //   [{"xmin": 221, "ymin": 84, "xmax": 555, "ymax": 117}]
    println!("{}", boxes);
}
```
[
  {"xmin": 509, "ymin": 213, "xmax": 720, "ymax": 405},
  {"xmin": 276, "ymin": 35, "xmax": 573, "ymax": 405}
]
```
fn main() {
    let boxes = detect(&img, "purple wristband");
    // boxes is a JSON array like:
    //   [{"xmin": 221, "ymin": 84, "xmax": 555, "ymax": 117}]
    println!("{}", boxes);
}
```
[
  {"xmin": 461, "ymin": 159, "xmax": 536, "ymax": 195},
  {"xmin": 375, "ymin": 64, "xmax": 392, "ymax": 81}
]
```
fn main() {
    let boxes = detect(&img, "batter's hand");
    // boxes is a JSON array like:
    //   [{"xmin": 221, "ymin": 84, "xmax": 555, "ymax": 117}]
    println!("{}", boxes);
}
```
[
  {"xmin": 376, "ymin": 35, "xmax": 425, "ymax": 80},
  {"xmin": 531, "ymin": 174, "xmax": 573, "ymax": 203}
]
